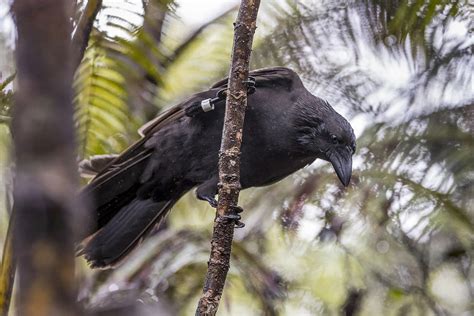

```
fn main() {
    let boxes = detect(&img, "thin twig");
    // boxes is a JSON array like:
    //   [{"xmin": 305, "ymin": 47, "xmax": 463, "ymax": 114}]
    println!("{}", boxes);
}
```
[
  {"xmin": 195, "ymin": 1, "xmax": 261, "ymax": 315},
  {"xmin": 72, "ymin": 0, "xmax": 103, "ymax": 70}
]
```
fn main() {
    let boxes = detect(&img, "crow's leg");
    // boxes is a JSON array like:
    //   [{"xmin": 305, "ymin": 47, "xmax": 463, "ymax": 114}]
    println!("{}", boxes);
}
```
[
  {"xmin": 221, "ymin": 205, "xmax": 245, "ymax": 228},
  {"xmin": 196, "ymin": 178, "xmax": 245, "ymax": 228},
  {"xmin": 196, "ymin": 177, "xmax": 218, "ymax": 208}
]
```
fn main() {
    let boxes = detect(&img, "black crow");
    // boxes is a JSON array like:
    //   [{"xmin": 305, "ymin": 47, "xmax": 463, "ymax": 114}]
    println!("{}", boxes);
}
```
[{"xmin": 77, "ymin": 67, "xmax": 356, "ymax": 268}]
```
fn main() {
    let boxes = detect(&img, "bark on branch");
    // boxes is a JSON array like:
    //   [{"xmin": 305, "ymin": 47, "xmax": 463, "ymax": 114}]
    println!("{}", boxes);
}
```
[
  {"xmin": 0, "ymin": 2, "xmax": 101, "ymax": 315},
  {"xmin": 195, "ymin": 0, "xmax": 261, "ymax": 315},
  {"xmin": 11, "ymin": 0, "xmax": 81, "ymax": 314}
]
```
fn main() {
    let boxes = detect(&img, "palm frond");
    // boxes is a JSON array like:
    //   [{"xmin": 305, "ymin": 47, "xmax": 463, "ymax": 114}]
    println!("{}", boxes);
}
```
[{"xmin": 74, "ymin": 37, "xmax": 136, "ymax": 157}]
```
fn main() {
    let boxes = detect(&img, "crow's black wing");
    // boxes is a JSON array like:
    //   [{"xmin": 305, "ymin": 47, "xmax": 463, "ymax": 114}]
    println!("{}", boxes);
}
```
[
  {"xmin": 78, "ymin": 100, "xmax": 194, "ymax": 235},
  {"xmin": 82, "ymin": 106, "xmax": 184, "ymax": 192}
]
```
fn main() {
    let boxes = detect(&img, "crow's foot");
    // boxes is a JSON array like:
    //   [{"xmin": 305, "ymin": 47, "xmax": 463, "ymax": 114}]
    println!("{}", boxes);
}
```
[
  {"xmin": 196, "ymin": 191, "xmax": 218, "ymax": 208},
  {"xmin": 202, "ymin": 196, "xmax": 218, "ymax": 208},
  {"xmin": 221, "ymin": 205, "xmax": 245, "ymax": 228}
]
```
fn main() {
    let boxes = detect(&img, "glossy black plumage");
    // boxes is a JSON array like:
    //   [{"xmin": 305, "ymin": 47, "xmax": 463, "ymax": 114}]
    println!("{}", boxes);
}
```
[{"xmin": 78, "ymin": 67, "xmax": 356, "ymax": 268}]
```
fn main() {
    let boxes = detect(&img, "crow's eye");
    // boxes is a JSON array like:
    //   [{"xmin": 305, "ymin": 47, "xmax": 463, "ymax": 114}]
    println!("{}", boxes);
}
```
[{"xmin": 330, "ymin": 134, "xmax": 339, "ymax": 144}]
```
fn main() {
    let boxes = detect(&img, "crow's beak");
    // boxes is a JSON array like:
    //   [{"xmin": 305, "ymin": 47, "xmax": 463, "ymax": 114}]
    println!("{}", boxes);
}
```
[{"xmin": 327, "ymin": 146, "xmax": 353, "ymax": 187}]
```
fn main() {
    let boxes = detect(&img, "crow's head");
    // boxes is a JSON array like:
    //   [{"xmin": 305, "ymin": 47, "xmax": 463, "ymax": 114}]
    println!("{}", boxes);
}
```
[{"xmin": 295, "ymin": 98, "xmax": 356, "ymax": 186}]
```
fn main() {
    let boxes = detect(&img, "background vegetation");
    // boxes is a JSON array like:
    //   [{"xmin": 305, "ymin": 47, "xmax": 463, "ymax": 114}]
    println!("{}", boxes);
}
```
[{"xmin": 1, "ymin": 0, "xmax": 472, "ymax": 314}]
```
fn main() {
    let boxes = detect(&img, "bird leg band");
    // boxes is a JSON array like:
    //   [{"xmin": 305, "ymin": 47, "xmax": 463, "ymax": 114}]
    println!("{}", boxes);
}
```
[{"xmin": 184, "ymin": 76, "xmax": 256, "ymax": 117}]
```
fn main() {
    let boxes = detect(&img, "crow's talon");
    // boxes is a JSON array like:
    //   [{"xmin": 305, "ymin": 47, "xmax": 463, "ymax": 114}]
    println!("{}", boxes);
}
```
[
  {"xmin": 221, "ymin": 206, "xmax": 245, "ymax": 228},
  {"xmin": 230, "ymin": 205, "xmax": 244, "ymax": 213},
  {"xmin": 234, "ymin": 220, "xmax": 245, "ymax": 228},
  {"xmin": 197, "ymin": 193, "xmax": 218, "ymax": 208},
  {"xmin": 207, "ymin": 198, "xmax": 218, "ymax": 208},
  {"xmin": 222, "ymin": 214, "xmax": 241, "ymax": 221}
]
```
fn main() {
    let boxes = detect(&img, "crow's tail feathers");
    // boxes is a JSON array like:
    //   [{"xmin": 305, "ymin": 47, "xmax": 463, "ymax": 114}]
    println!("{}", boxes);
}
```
[{"xmin": 77, "ymin": 198, "xmax": 174, "ymax": 268}]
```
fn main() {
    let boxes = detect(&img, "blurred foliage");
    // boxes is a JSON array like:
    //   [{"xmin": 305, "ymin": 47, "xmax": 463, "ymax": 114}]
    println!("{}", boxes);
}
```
[
  {"xmin": 73, "ymin": 0, "xmax": 238, "ymax": 158},
  {"xmin": 1, "ymin": 0, "xmax": 473, "ymax": 315},
  {"xmin": 0, "ymin": 72, "xmax": 13, "ymax": 238},
  {"xmin": 0, "ymin": 74, "xmax": 14, "ymax": 124}
]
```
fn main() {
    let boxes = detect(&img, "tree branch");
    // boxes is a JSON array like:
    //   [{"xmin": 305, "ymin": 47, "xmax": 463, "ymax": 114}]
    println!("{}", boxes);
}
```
[
  {"xmin": 195, "ymin": 1, "xmax": 261, "ymax": 315},
  {"xmin": 0, "ymin": 3, "xmax": 101, "ymax": 314},
  {"xmin": 11, "ymin": 0, "xmax": 81, "ymax": 314},
  {"xmin": 72, "ymin": 0, "xmax": 103, "ymax": 70}
]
